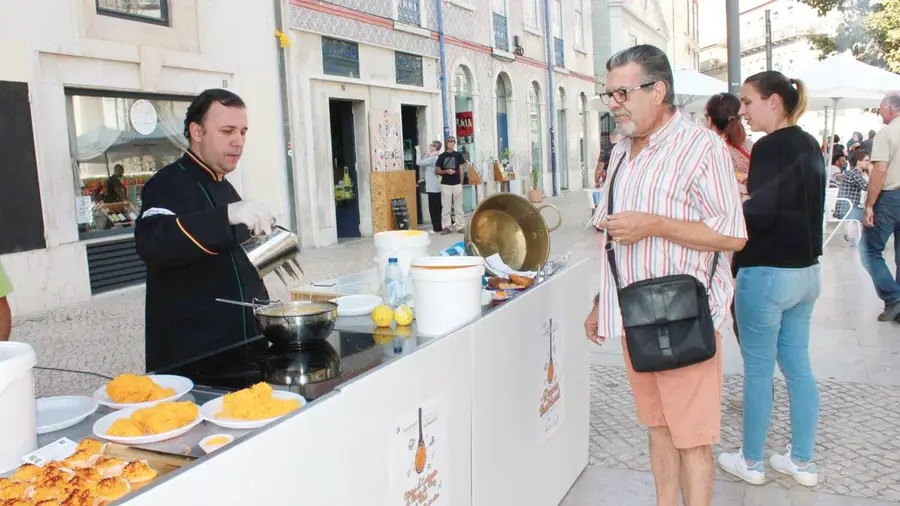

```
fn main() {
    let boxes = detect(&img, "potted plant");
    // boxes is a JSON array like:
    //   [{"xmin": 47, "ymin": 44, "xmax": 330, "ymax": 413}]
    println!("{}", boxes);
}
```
[{"xmin": 529, "ymin": 165, "xmax": 542, "ymax": 203}]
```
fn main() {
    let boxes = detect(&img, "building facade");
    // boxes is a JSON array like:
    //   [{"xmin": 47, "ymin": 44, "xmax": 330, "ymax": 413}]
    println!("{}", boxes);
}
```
[
  {"xmin": 660, "ymin": 0, "xmax": 700, "ymax": 70},
  {"xmin": 0, "ymin": 0, "xmax": 288, "ymax": 315},
  {"xmin": 285, "ymin": 0, "xmax": 600, "ymax": 247}
]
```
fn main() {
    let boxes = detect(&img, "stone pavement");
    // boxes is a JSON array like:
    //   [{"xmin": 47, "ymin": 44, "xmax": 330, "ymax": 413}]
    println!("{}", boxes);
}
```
[{"xmin": 10, "ymin": 191, "xmax": 900, "ymax": 504}]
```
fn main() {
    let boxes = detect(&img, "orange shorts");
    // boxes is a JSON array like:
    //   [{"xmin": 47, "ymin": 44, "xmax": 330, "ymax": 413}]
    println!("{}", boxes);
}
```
[{"xmin": 623, "ymin": 332, "xmax": 723, "ymax": 449}]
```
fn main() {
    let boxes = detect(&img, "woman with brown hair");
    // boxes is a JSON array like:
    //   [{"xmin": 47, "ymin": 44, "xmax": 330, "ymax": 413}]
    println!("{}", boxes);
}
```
[
  {"xmin": 718, "ymin": 71, "xmax": 825, "ymax": 488},
  {"xmin": 705, "ymin": 93, "xmax": 753, "ymax": 199}
]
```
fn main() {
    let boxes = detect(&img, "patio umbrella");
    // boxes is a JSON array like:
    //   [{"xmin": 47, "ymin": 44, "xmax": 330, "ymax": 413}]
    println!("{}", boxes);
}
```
[{"xmin": 792, "ymin": 53, "xmax": 900, "ymax": 163}]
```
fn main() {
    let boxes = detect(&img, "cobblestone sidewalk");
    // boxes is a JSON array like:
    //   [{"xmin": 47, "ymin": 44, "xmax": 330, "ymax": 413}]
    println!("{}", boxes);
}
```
[{"xmin": 589, "ymin": 365, "xmax": 900, "ymax": 502}]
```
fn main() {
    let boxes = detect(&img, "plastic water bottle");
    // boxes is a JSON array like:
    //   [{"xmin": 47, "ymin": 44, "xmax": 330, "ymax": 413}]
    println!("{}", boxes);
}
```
[{"xmin": 384, "ymin": 258, "xmax": 406, "ymax": 308}]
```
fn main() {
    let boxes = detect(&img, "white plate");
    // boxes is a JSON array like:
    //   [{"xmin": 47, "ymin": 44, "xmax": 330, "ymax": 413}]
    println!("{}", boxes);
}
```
[
  {"xmin": 200, "ymin": 391, "xmax": 307, "ymax": 430},
  {"xmin": 199, "ymin": 434, "xmax": 235, "ymax": 454},
  {"xmin": 92, "ymin": 405, "xmax": 202, "ymax": 445},
  {"xmin": 331, "ymin": 294, "xmax": 383, "ymax": 316},
  {"xmin": 36, "ymin": 396, "xmax": 99, "ymax": 435},
  {"xmin": 93, "ymin": 375, "xmax": 194, "ymax": 410}
]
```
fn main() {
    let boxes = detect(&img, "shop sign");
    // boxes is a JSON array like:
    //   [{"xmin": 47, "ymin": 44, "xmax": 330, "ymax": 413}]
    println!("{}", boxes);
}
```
[
  {"xmin": 130, "ymin": 99, "xmax": 158, "ymax": 135},
  {"xmin": 75, "ymin": 196, "xmax": 94, "ymax": 225},
  {"xmin": 455, "ymin": 112, "xmax": 473, "ymax": 137},
  {"xmin": 538, "ymin": 318, "xmax": 563, "ymax": 440},
  {"xmin": 322, "ymin": 37, "xmax": 360, "ymax": 79},
  {"xmin": 389, "ymin": 396, "xmax": 448, "ymax": 505}
]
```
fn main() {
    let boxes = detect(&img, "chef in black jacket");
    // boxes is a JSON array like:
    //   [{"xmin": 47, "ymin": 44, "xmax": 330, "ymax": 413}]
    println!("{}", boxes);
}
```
[{"xmin": 135, "ymin": 89, "xmax": 275, "ymax": 372}]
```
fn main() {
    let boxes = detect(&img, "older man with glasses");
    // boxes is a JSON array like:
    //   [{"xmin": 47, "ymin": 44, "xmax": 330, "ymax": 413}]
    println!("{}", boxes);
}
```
[{"xmin": 584, "ymin": 45, "xmax": 746, "ymax": 506}]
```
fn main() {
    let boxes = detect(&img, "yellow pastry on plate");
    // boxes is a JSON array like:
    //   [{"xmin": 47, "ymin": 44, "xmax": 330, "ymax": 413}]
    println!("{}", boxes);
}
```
[
  {"xmin": 95, "ymin": 478, "xmax": 130, "ymax": 503},
  {"xmin": 0, "ymin": 481, "xmax": 31, "ymax": 500},
  {"xmin": 105, "ymin": 374, "xmax": 175, "ymax": 404},
  {"xmin": 121, "ymin": 461, "xmax": 157, "ymax": 486},
  {"xmin": 60, "ymin": 488, "xmax": 96, "ymax": 506},
  {"xmin": 92, "ymin": 458, "xmax": 125, "ymax": 479},
  {"xmin": 12, "ymin": 464, "xmax": 42, "ymax": 482}
]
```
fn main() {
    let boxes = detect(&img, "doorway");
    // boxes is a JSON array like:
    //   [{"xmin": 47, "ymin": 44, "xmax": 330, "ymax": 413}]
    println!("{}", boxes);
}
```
[
  {"xmin": 330, "ymin": 99, "xmax": 361, "ymax": 239},
  {"xmin": 401, "ymin": 104, "xmax": 426, "ymax": 225},
  {"xmin": 557, "ymin": 87, "xmax": 569, "ymax": 191}
]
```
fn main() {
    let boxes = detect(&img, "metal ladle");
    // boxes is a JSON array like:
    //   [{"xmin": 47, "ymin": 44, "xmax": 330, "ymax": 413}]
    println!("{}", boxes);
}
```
[{"xmin": 215, "ymin": 298, "xmax": 270, "ymax": 309}]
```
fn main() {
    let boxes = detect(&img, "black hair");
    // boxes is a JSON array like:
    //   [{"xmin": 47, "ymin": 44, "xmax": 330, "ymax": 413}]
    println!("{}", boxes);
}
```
[
  {"xmin": 705, "ymin": 93, "xmax": 746, "ymax": 148},
  {"xmin": 832, "ymin": 152, "xmax": 846, "ymax": 165},
  {"xmin": 183, "ymin": 89, "xmax": 246, "ymax": 139},
  {"xmin": 851, "ymin": 149, "xmax": 870, "ymax": 164},
  {"xmin": 868, "ymin": 129, "xmax": 876, "ymax": 139},
  {"xmin": 606, "ymin": 45, "xmax": 675, "ymax": 108}
]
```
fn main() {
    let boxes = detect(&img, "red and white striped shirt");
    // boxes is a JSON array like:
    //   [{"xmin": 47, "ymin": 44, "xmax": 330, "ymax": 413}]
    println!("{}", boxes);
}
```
[{"xmin": 592, "ymin": 112, "xmax": 747, "ymax": 339}]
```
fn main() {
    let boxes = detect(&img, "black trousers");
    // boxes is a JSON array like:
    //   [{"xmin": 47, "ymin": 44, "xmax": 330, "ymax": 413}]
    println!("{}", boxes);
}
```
[{"xmin": 427, "ymin": 192, "xmax": 442, "ymax": 232}]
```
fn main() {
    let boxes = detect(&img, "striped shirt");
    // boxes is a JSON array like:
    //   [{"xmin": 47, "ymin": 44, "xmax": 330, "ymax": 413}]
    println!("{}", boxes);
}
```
[{"xmin": 592, "ymin": 112, "xmax": 747, "ymax": 339}]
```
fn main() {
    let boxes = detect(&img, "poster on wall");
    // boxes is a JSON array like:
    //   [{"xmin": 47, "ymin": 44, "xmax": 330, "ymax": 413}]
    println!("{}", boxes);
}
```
[
  {"xmin": 389, "ymin": 396, "xmax": 448, "ymax": 505},
  {"xmin": 372, "ymin": 110, "xmax": 403, "ymax": 172},
  {"xmin": 455, "ymin": 111, "xmax": 473, "ymax": 137},
  {"xmin": 538, "ymin": 318, "xmax": 563, "ymax": 440},
  {"xmin": 75, "ymin": 196, "xmax": 94, "ymax": 225}
]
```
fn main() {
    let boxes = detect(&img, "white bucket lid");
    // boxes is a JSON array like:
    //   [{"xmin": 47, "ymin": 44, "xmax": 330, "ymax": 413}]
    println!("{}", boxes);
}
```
[
  {"xmin": 373, "ymin": 230, "xmax": 431, "ymax": 248},
  {"xmin": 0, "ymin": 342, "xmax": 37, "ymax": 397},
  {"xmin": 410, "ymin": 256, "xmax": 484, "ymax": 268}
]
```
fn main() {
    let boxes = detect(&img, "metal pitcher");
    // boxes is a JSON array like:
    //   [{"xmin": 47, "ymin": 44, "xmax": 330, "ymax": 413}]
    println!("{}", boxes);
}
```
[{"xmin": 241, "ymin": 225, "xmax": 304, "ymax": 285}]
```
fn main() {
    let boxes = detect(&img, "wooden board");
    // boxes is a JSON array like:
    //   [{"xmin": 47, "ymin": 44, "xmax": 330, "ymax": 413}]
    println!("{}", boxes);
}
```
[{"xmin": 370, "ymin": 170, "xmax": 417, "ymax": 233}]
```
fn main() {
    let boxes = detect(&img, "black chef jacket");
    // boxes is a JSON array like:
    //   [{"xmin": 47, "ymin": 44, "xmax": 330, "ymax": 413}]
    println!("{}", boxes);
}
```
[{"xmin": 135, "ymin": 150, "xmax": 268, "ymax": 372}]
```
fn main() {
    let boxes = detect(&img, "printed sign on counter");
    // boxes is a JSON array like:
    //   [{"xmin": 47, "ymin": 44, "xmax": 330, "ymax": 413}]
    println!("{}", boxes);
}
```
[
  {"xmin": 75, "ymin": 196, "xmax": 94, "ymax": 225},
  {"xmin": 538, "ymin": 318, "xmax": 563, "ymax": 440},
  {"xmin": 389, "ymin": 396, "xmax": 448, "ymax": 505}
]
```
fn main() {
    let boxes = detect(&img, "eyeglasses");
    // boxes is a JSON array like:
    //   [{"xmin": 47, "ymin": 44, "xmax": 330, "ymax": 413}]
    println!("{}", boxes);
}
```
[{"xmin": 598, "ymin": 82, "xmax": 657, "ymax": 105}]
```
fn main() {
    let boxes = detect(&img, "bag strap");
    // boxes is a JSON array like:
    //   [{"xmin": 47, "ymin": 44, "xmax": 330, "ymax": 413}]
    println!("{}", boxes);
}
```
[{"xmin": 603, "ymin": 153, "xmax": 720, "ymax": 293}]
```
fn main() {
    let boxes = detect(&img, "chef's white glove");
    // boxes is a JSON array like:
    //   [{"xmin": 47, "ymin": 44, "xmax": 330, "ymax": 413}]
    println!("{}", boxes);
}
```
[{"xmin": 227, "ymin": 200, "xmax": 274, "ymax": 236}]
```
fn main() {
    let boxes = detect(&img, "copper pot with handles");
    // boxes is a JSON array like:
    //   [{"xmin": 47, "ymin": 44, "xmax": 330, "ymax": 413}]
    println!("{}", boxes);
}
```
[{"xmin": 464, "ymin": 193, "xmax": 562, "ymax": 273}]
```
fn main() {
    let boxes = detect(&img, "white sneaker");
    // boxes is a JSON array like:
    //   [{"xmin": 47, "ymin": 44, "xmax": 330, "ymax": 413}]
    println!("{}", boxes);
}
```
[
  {"xmin": 769, "ymin": 445, "xmax": 818, "ymax": 487},
  {"xmin": 717, "ymin": 450, "xmax": 766, "ymax": 485}
]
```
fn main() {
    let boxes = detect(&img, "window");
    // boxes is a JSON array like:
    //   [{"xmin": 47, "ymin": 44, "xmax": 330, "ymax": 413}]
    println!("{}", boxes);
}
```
[
  {"xmin": 395, "ymin": 52, "xmax": 424, "ymax": 87},
  {"xmin": 493, "ymin": 0, "xmax": 509, "ymax": 51},
  {"xmin": 65, "ymin": 89, "xmax": 192, "ymax": 239},
  {"xmin": 322, "ymin": 37, "xmax": 360, "ymax": 78},
  {"xmin": 397, "ymin": 0, "xmax": 422, "ymax": 25},
  {"xmin": 524, "ymin": 0, "xmax": 539, "ymax": 29},
  {"xmin": 96, "ymin": 0, "xmax": 169, "ymax": 25},
  {"xmin": 529, "ymin": 82, "xmax": 544, "ymax": 188},
  {"xmin": 552, "ymin": 0, "xmax": 562, "ymax": 38},
  {"xmin": 574, "ymin": 0, "xmax": 585, "ymax": 47}
]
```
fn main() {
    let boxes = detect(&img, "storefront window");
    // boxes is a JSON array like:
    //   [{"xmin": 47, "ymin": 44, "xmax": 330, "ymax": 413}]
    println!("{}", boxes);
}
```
[
  {"xmin": 529, "ymin": 82, "xmax": 543, "ymax": 188},
  {"xmin": 65, "ymin": 89, "xmax": 191, "ymax": 240},
  {"xmin": 96, "ymin": 0, "xmax": 169, "ymax": 25},
  {"xmin": 454, "ymin": 66, "xmax": 476, "ymax": 164}
]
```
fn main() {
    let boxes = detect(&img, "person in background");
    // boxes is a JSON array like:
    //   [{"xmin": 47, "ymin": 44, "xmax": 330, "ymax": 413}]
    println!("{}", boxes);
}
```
[
  {"xmin": 104, "ymin": 164, "xmax": 128, "ymax": 204},
  {"xmin": 0, "ymin": 260, "xmax": 12, "ymax": 341},
  {"xmin": 135, "ymin": 89, "xmax": 274, "ymax": 372},
  {"xmin": 704, "ymin": 92, "xmax": 753, "ymax": 411},
  {"xmin": 592, "ymin": 150, "xmax": 610, "ymax": 209},
  {"xmin": 828, "ymin": 153, "xmax": 847, "ymax": 185},
  {"xmin": 719, "ymin": 71, "xmax": 825, "ymax": 488},
  {"xmin": 847, "ymin": 131, "xmax": 863, "ymax": 151},
  {"xmin": 585, "ymin": 45, "xmax": 746, "ymax": 506},
  {"xmin": 435, "ymin": 136, "xmax": 467, "ymax": 234},
  {"xmin": 860, "ymin": 92, "xmax": 900, "ymax": 323},
  {"xmin": 862, "ymin": 129, "xmax": 876, "ymax": 153},
  {"xmin": 836, "ymin": 149, "xmax": 871, "ymax": 246},
  {"xmin": 416, "ymin": 141, "xmax": 443, "ymax": 234}
]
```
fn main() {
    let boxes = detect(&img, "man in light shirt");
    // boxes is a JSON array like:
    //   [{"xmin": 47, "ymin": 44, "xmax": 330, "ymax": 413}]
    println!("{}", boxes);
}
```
[
  {"xmin": 584, "ymin": 45, "xmax": 747, "ymax": 506},
  {"xmin": 861, "ymin": 92, "xmax": 900, "ymax": 322}
]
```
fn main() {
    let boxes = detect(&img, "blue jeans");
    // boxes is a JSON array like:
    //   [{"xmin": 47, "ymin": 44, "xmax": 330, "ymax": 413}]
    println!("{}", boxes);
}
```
[
  {"xmin": 735, "ymin": 265, "xmax": 821, "ymax": 463},
  {"xmin": 860, "ymin": 189, "xmax": 900, "ymax": 304}
]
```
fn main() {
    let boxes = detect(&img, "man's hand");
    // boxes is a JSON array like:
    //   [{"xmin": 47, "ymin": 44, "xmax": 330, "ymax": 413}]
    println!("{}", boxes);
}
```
[
  {"xmin": 447, "ymin": 169, "xmax": 456, "ymax": 175},
  {"xmin": 598, "ymin": 211, "xmax": 659, "ymax": 246},
  {"xmin": 228, "ymin": 200, "xmax": 274, "ymax": 236},
  {"xmin": 864, "ymin": 207, "xmax": 875, "ymax": 228},
  {"xmin": 584, "ymin": 302, "xmax": 605, "ymax": 345}
]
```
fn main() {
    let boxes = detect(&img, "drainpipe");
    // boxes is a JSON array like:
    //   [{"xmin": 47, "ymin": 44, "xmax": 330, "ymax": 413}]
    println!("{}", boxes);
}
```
[
  {"xmin": 437, "ymin": 0, "xmax": 452, "ymax": 139},
  {"xmin": 274, "ymin": 0, "xmax": 298, "ymax": 233},
  {"xmin": 544, "ymin": 0, "xmax": 558, "ymax": 196}
]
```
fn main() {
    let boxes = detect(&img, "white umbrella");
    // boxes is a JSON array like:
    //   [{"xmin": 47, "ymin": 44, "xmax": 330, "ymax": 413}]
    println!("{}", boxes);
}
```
[{"xmin": 791, "ymin": 53, "xmax": 900, "ymax": 162}]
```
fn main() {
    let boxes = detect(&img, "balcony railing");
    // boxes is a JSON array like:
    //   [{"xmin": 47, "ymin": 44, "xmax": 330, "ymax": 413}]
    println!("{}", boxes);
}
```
[
  {"xmin": 398, "ymin": 0, "xmax": 420, "ymax": 25},
  {"xmin": 554, "ymin": 37, "xmax": 565, "ymax": 68},
  {"xmin": 493, "ymin": 13, "xmax": 509, "ymax": 51}
]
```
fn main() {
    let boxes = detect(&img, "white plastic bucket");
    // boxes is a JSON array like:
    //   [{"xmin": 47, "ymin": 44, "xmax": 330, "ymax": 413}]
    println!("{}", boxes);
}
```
[
  {"xmin": 373, "ymin": 230, "xmax": 431, "ymax": 286},
  {"xmin": 410, "ymin": 256, "xmax": 485, "ymax": 336},
  {"xmin": 0, "ymin": 342, "xmax": 37, "ymax": 473}
]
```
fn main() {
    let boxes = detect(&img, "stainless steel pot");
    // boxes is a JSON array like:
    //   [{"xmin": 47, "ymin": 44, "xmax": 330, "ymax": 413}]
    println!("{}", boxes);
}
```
[
  {"xmin": 241, "ymin": 226, "xmax": 303, "ymax": 285},
  {"xmin": 255, "ymin": 301, "xmax": 338, "ymax": 347}
]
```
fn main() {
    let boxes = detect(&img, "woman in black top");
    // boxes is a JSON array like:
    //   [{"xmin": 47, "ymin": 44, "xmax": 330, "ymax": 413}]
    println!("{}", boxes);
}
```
[{"xmin": 717, "ymin": 71, "xmax": 826, "ymax": 488}]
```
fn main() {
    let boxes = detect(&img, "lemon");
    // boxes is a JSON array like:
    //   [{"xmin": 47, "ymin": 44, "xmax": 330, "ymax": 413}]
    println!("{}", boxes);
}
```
[
  {"xmin": 394, "ymin": 304, "xmax": 414, "ymax": 326},
  {"xmin": 371, "ymin": 304, "xmax": 394, "ymax": 327}
]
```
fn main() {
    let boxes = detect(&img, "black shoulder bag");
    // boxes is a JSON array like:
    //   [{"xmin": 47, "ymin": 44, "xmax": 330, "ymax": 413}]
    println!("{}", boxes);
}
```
[{"xmin": 605, "ymin": 155, "xmax": 719, "ymax": 373}]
